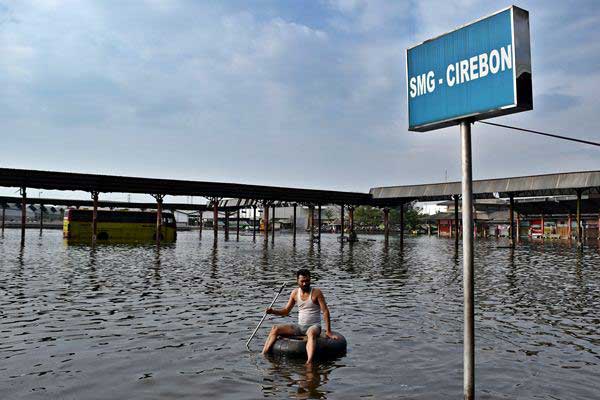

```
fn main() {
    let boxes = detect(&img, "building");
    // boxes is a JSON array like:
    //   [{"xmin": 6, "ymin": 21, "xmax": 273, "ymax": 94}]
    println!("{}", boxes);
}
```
[{"xmin": 426, "ymin": 195, "xmax": 600, "ymax": 240}]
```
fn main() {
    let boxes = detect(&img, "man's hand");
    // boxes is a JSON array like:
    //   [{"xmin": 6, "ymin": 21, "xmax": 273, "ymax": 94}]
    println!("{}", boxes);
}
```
[
  {"xmin": 266, "ymin": 307, "xmax": 274, "ymax": 315},
  {"xmin": 325, "ymin": 331, "xmax": 340, "ymax": 340}
]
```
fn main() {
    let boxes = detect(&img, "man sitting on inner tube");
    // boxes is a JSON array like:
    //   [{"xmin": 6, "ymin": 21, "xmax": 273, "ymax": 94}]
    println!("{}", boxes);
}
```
[{"xmin": 262, "ymin": 268, "xmax": 340, "ymax": 364}]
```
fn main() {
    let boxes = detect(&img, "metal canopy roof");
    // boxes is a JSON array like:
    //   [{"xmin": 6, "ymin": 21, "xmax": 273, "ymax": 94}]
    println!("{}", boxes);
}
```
[
  {"xmin": 370, "ymin": 170, "xmax": 600, "ymax": 201},
  {"xmin": 513, "ymin": 197, "xmax": 600, "ymax": 216},
  {"xmin": 0, "ymin": 196, "xmax": 239, "ymax": 212},
  {"xmin": 0, "ymin": 168, "xmax": 371, "ymax": 205}
]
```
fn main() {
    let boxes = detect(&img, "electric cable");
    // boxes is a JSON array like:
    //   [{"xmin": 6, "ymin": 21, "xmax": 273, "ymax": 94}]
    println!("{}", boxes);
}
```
[{"xmin": 476, "ymin": 121, "xmax": 600, "ymax": 147}]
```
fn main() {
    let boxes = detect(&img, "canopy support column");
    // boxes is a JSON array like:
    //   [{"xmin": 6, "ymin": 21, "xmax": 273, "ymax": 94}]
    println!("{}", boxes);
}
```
[
  {"xmin": 39, "ymin": 204, "xmax": 44, "ymax": 236},
  {"xmin": 252, "ymin": 205, "xmax": 257, "ymax": 241},
  {"xmin": 292, "ymin": 204, "xmax": 297, "ymax": 244},
  {"xmin": 271, "ymin": 205, "xmax": 275, "ymax": 244},
  {"xmin": 308, "ymin": 205, "xmax": 314, "ymax": 242},
  {"xmin": 213, "ymin": 198, "xmax": 219, "ymax": 242},
  {"xmin": 236, "ymin": 209, "xmax": 240, "ymax": 241},
  {"xmin": 541, "ymin": 214, "xmax": 545, "ymax": 240},
  {"xmin": 454, "ymin": 195, "xmax": 459, "ymax": 249},
  {"xmin": 198, "ymin": 208, "xmax": 203, "ymax": 240},
  {"xmin": 153, "ymin": 194, "xmax": 164, "ymax": 245},
  {"xmin": 400, "ymin": 203, "xmax": 405, "ymax": 247},
  {"xmin": 383, "ymin": 208, "xmax": 390, "ymax": 242},
  {"xmin": 224, "ymin": 211, "xmax": 230, "ymax": 241},
  {"xmin": 92, "ymin": 191, "xmax": 99, "ymax": 244},
  {"xmin": 576, "ymin": 190, "xmax": 582, "ymax": 246},
  {"xmin": 348, "ymin": 206, "xmax": 356, "ymax": 243},
  {"xmin": 263, "ymin": 203, "xmax": 269, "ymax": 241},
  {"xmin": 509, "ymin": 195, "xmax": 515, "ymax": 248},
  {"xmin": 20, "ymin": 187, "xmax": 26, "ymax": 245},
  {"xmin": 317, "ymin": 204, "xmax": 322, "ymax": 243},
  {"xmin": 1, "ymin": 204, "xmax": 5, "ymax": 235},
  {"xmin": 340, "ymin": 204, "xmax": 345, "ymax": 242}
]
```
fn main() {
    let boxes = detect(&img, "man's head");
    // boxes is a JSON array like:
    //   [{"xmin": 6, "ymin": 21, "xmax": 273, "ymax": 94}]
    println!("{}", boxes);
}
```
[{"xmin": 296, "ymin": 269, "xmax": 311, "ymax": 293}]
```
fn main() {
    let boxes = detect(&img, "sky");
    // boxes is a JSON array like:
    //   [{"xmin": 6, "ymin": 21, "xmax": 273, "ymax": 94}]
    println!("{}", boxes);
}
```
[{"xmin": 1, "ymin": 0, "xmax": 599, "ymax": 202}]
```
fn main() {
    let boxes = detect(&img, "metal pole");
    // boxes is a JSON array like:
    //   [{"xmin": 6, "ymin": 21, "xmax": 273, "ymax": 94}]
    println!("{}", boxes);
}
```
[
  {"xmin": 293, "ymin": 204, "xmax": 297, "ymax": 243},
  {"xmin": 253, "ymin": 205, "xmax": 257, "ymax": 241},
  {"xmin": 400, "ymin": 204, "xmax": 404, "ymax": 247},
  {"xmin": 155, "ymin": 195, "xmax": 163, "ymax": 245},
  {"xmin": 198, "ymin": 209, "xmax": 203, "ymax": 239},
  {"xmin": 454, "ymin": 195, "xmax": 459, "ymax": 249},
  {"xmin": 236, "ymin": 208, "xmax": 240, "ymax": 241},
  {"xmin": 39, "ymin": 204, "xmax": 44, "ymax": 235},
  {"xmin": 509, "ymin": 195, "xmax": 515, "ymax": 248},
  {"xmin": 461, "ymin": 120, "xmax": 474, "ymax": 400},
  {"xmin": 317, "ymin": 204, "xmax": 322, "ymax": 243},
  {"xmin": 20, "ymin": 187, "xmax": 26, "ymax": 245},
  {"xmin": 263, "ymin": 203, "xmax": 269, "ymax": 241},
  {"xmin": 213, "ymin": 199, "xmax": 219, "ymax": 242},
  {"xmin": 349, "ymin": 206, "xmax": 355, "ymax": 242},
  {"xmin": 271, "ymin": 205, "xmax": 275, "ymax": 243},
  {"xmin": 92, "ymin": 192, "xmax": 99, "ymax": 243},
  {"xmin": 309, "ymin": 205, "xmax": 314, "ymax": 241},
  {"xmin": 340, "ymin": 204, "xmax": 345, "ymax": 241},
  {"xmin": 541, "ymin": 214, "xmax": 545, "ymax": 240},
  {"xmin": 576, "ymin": 190, "xmax": 582, "ymax": 246},
  {"xmin": 516, "ymin": 213, "xmax": 521, "ymax": 243},
  {"xmin": 225, "ymin": 211, "xmax": 230, "ymax": 241},
  {"xmin": 383, "ymin": 208, "xmax": 389, "ymax": 242}
]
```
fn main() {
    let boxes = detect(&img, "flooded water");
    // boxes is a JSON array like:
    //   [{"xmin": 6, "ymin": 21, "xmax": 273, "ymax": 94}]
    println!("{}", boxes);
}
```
[{"xmin": 1, "ymin": 230, "xmax": 599, "ymax": 399}]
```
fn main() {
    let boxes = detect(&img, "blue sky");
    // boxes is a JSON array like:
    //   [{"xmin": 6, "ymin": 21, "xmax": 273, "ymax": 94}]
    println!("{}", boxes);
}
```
[{"xmin": 1, "ymin": 0, "xmax": 599, "ymax": 201}]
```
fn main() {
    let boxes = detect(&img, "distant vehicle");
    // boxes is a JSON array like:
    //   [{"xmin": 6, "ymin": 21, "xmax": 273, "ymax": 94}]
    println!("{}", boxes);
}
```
[{"xmin": 63, "ymin": 209, "xmax": 177, "ymax": 242}]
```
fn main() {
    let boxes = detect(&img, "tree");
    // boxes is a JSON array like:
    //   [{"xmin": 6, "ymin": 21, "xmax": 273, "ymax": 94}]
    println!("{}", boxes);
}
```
[
  {"xmin": 324, "ymin": 207, "xmax": 335, "ymax": 221},
  {"xmin": 354, "ymin": 206, "xmax": 382, "ymax": 228},
  {"xmin": 390, "ymin": 204, "xmax": 423, "ymax": 232}
]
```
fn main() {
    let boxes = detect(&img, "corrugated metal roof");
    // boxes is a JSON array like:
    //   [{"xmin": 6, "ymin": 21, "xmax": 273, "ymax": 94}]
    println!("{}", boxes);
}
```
[
  {"xmin": 370, "ymin": 170, "xmax": 600, "ymax": 201},
  {"xmin": 0, "ymin": 196, "xmax": 239, "ymax": 212},
  {"xmin": 0, "ymin": 168, "xmax": 371, "ymax": 205}
]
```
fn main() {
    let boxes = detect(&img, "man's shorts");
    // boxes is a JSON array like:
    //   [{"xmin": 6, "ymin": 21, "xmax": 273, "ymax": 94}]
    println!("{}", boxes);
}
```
[{"xmin": 289, "ymin": 323, "xmax": 321, "ymax": 336}]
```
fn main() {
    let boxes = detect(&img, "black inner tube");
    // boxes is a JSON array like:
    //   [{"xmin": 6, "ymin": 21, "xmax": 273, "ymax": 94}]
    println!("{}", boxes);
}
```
[{"xmin": 270, "ymin": 331, "xmax": 347, "ymax": 359}]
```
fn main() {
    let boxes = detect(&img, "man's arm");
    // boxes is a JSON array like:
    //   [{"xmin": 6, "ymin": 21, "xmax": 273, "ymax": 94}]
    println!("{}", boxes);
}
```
[
  {"xmin": 316, "ymin": 289, "xmax": 340, "ymax": 339},
  {"xmin": 266, "ymin": 289, "xmax": 296, "ymax": 316}
]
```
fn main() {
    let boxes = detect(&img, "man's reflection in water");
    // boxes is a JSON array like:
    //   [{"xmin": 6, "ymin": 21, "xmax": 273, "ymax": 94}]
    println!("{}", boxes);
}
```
[{"xmin": 262, "ymin": 354, "xmax": 338, "ymax": 399}]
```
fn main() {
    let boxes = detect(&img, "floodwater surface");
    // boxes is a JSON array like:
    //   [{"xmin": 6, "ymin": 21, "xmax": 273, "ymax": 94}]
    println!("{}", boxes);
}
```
[{"xmin": 1, "ymin": 230, "xmax": 599, "ymax": 399}]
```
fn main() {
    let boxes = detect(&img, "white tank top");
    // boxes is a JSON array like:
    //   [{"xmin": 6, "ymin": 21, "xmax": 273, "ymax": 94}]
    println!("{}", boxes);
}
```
[{"xmin": 297, "ymin": 288, "xmax": 321, "ymax": 326}]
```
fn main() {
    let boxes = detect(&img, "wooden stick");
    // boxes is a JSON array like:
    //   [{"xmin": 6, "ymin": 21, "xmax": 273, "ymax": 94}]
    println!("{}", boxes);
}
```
[{"xmin": 246, "ymin": 282, "xmax": 287, "ymax": 349}]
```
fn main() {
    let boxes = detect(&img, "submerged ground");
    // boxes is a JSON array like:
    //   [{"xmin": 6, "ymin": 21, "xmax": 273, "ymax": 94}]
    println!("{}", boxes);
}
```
[{"xmin": 1, "ymin": 230, "xmax": 599, "ymax": 399}]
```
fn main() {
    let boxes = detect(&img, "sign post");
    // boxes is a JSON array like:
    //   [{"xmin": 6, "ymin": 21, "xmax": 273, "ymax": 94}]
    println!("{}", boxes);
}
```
[
  {"xmin": 461, "ymin": 120, "xmax": 474, "ymax": 399},
  {"xmin": 406, "ymin": 6, "xmax": 532, "ymax": 399}
]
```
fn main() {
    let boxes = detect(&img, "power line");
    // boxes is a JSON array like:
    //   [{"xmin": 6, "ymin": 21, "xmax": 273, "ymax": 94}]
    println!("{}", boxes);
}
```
[{"xmin": 477, "ymin": 121, "xmax": 600, "ymax": 147}]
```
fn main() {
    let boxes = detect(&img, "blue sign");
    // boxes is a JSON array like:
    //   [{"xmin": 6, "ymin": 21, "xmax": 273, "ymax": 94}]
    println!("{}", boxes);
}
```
[{"xmin": 407, "ymin": 6, "xmax": 532, "ymax": 132}]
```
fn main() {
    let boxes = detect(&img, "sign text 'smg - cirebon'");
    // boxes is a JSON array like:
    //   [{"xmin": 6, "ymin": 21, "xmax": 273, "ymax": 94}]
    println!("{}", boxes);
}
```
[{"xmin": 407, "ymin": 6, "xmax": 532, "ymax": 132}]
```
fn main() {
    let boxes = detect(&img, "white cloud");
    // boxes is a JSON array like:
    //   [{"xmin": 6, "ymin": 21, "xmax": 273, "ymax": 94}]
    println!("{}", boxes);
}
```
[{"xmin": 0, "ymin": 0, "xmax": 598, "ymax": 193}]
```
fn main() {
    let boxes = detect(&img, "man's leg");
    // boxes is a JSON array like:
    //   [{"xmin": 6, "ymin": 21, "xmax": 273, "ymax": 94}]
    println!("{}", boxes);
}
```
[
  {"xmin": 305, "ymin": 325, "xmax": 321, "ymax": 364},
  {"xmin": 262, "ymin": 324, "xmax": 297, "ymax": 354}
]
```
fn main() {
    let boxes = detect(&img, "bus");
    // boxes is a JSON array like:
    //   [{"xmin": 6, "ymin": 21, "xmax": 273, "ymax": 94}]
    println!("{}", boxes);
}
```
[{"xmin": 63, "ymin": 209, "xmax": 177, "ymax": 242}]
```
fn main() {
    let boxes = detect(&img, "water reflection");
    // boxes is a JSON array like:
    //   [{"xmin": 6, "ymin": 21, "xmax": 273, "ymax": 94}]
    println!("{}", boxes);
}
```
[{"xmin": 262, "ymin": 355, "xmax": 337, "ymax": 399}]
